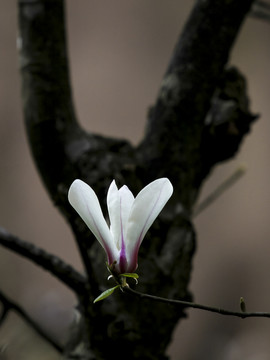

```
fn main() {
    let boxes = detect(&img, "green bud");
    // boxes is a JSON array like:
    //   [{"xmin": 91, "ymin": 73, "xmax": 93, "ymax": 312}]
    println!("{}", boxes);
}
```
[{"xmin": 240, "ymin": 297, "xmax": 246, "ymax": 312}]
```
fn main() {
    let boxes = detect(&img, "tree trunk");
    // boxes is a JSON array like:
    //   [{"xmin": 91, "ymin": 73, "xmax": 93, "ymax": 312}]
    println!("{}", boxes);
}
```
[{"xmin": 17, "ymin": 0, "xmax": 256, "ymax": 358}]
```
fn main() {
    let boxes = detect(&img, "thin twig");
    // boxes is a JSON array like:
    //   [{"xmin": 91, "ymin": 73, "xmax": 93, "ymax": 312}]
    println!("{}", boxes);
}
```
[
  {"xmin": 193, "ymin": 164, "xmax": 247, "ymax": 217},
  {"xmin": 124, "ymin": 287, "xmax": 270, "ymax": 319},
  {"xmin": 0, "ymin": 226, "xmax": 86, "ymax": 294},
  {"xmin": 0, "ymin": 289, "xmax": 63, "ymax": 353}
]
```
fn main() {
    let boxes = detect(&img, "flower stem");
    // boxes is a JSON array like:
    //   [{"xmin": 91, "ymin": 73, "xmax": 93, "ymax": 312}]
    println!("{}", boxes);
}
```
[{"xmin": 123, "ymin": 287, "xmax": 270, "ymax": 319}]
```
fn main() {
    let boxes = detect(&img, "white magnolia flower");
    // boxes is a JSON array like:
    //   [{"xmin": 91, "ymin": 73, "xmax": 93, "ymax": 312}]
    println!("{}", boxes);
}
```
[{"xmin": 68, "ymin": 178, "xmax": 173, "ymax": 274}]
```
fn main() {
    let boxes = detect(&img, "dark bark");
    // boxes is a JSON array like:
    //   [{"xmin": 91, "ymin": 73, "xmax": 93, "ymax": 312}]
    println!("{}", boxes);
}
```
[{"xmin": 16, "ymin": 0, "xmax": 256, "ymax": 359}]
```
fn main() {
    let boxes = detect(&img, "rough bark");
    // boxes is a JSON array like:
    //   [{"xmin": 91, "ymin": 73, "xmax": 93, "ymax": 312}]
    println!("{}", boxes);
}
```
[{"xmin": 17, "ymin": 0, "xmax": 256, "ymax": 359}]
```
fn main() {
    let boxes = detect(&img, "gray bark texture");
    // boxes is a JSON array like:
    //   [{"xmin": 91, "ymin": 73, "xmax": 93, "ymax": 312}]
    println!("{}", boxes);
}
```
[{"xmin": 17, "ymin": 0, "xmax": 256, "ymax": 359}]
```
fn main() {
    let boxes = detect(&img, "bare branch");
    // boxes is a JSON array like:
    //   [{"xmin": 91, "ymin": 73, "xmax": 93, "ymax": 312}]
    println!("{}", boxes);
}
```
[
  {"xmin": 138, "ymin": 0, "xmax": 255, "ymax": 210},
  {"xmin": 124, "ymin": 287, "xmax": 270, "ymax": 319},
  {"xmin": 193, "ymin": 164, "xmax": 247, "ymax": 217},
  {"xmin": 17, "ymin": 0, "xmax": 111, "ymax": 286},
  {"xmin": 0, "ymin": 227, "xmax": 86, "ymax": 294}
]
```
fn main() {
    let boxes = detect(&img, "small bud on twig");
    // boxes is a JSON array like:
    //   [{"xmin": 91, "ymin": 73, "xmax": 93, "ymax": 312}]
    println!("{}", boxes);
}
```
[{"xmin": 240, "ymin": 297, "xmax": 246, "ymax": 312}]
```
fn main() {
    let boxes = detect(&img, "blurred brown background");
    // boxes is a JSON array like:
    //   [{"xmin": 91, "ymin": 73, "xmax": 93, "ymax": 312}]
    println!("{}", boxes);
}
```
[{"xmin": 0, "ymin": 1, "xmax": 270, "ymax": 359}]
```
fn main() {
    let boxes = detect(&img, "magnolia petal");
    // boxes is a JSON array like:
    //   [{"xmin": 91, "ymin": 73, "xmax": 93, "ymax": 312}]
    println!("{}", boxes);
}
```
[
  {"xmin": 68, "ymin": 179, "xmax": 117, "ymax": 263},
  {"xmin": 125, "ymin": 178, "xmax": 173, "ymax": 271},
  {"xmin": 118, "ymin": 185, "xmax": 134, "ymax": 239},
  {"xmin": 107, "ymin": 182, "xmax": 134, "ymax": 273},
  {"xmin": 107, "ymin": 180, "xmax": 121, "ymax": 249}
]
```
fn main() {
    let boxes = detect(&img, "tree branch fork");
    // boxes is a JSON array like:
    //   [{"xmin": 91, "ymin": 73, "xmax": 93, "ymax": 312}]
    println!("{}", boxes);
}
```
[{"xmin": 5, "ymin": 0, "xmax": 264, "ymax": 357}]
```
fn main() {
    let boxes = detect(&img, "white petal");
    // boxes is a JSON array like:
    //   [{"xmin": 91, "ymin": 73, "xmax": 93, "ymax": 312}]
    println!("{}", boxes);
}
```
[
  {"xmin": 107, "ymin": 180, "xmax": 121, "ymax": 249},
  {"xmin": 68, "ymin": 179, "xmax": 117, "ymax": 263},
  {"xmin": 125, "ymin": 178, "xmax": 173, "ymax": 271},
  {"xmin": 118, "ymin": 185, "xmax": 134, "ymax": 239},
  {"xmin": 107, "ymin": 182, "xmax": 134, "ymax": 250}
]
